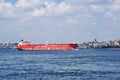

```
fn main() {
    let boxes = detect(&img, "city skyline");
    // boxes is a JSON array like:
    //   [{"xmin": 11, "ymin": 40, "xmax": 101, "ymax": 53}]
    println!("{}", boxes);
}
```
[{"xmin": 0, "ymin": 0, "xmax": 120, "ymax": 43}]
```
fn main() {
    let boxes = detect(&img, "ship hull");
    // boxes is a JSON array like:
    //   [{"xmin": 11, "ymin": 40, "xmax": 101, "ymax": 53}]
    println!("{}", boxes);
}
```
[{"xmin": 16, "ymin": 44, "xmax": 78, "ymax": 50}]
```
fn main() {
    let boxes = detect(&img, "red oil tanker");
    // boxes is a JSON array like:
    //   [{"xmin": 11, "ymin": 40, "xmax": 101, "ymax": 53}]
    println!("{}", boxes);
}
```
[{"xmin": 16, "ymin": 40, "xmax": 78, "ymax": 50}]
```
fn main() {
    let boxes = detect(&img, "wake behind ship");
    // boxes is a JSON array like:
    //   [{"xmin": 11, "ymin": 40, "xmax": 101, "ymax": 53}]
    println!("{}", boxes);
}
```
[{"xmin": 16, "ymin": 40, "xmax": 78, "ymax": 50}]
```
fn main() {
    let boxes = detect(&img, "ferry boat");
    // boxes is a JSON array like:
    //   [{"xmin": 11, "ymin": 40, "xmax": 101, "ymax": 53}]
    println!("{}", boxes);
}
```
[{"xmin": 16, "ymin": 40, "xmax": 78, "ymax": 50}]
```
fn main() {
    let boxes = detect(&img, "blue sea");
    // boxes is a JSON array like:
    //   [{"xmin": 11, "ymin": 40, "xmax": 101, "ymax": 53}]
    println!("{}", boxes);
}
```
[{"xmin": 0, "ymin": 49, "xmax": 120, "ymax": 80}]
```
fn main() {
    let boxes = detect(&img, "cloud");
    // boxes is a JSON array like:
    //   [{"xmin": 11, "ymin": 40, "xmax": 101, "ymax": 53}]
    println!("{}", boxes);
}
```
[
  {"xmin": 0, "ymin": 0, "xmax": 13, "ymax": 16},
  {"xmin": 66, "ymin": 19, "xmax": 77, "ymax": 25},
  {"xmin": 109, "ymin": 0, "xmax": 120, "ymax": 11},
  {"xmin": 1, "ymin": 0, "xmax": 120, "ymax": 19},
  {"xmin": 30, "ymin": 2, "xmax": 72, "ymax": 16},
  {"xmin": 90, "ymin": 5, "xmax": 106, "ymax": 13},
  {"xmin": 104, "ymin": 12, "xmax": 113, "ymax": 18},
  {"xmin": 15, "ymin": 0, "xmax": 44, "ymax": 9},
  {"xmin": 0, "ymin": 0, "xmax": 72, "ymax": 17},
  {"xmin": 1, "ymin": 0, "xmax": 120, "ymax": 42}
]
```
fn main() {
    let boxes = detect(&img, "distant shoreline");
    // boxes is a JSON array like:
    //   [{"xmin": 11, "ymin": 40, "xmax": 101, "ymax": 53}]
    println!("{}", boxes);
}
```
[{"xmin": 0, "ymin": 39, "xmax": 120, "ymax": 49}]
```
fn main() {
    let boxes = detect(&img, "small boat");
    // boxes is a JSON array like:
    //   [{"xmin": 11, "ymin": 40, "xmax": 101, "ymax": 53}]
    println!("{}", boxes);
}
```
[{"xmin": 16, "ymin": 40, "xmax": 78, "ymax": 50}]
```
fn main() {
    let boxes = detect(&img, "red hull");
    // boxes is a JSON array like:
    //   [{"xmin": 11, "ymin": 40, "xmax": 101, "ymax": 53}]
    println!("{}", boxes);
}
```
[{"xmin": 16, "ymin": 43, "xmax": 78, "ymax": 50}]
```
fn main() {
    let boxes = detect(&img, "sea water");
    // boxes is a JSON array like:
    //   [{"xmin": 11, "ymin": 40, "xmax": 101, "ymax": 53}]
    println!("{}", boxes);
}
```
[{"xmin": 0, "ymin": 49, "xmax": 120, "ymax": 80}]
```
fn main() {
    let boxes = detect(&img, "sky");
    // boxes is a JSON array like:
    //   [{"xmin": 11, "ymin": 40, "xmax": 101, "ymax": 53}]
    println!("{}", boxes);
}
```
[{"xmin": 0, "ymin": 0, "xmax": 120, "ymax": 43}]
